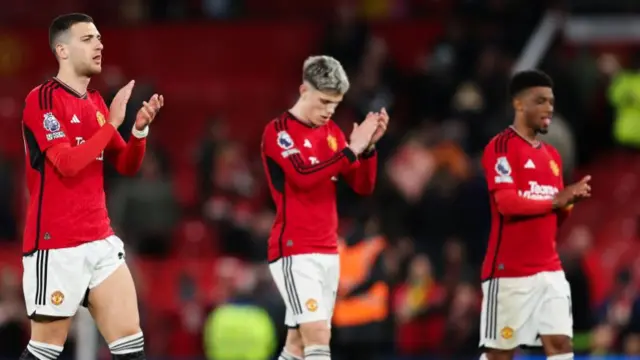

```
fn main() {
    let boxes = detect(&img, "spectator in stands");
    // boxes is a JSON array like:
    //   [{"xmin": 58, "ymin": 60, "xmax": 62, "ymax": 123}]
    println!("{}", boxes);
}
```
[
  {"xmin": 0, "ymin": 152, "xmax": 16, "ymax": 241},
  {"xmin": 196, "ymin": 117, "xmax": 230, "ymax": 204},
  {"xmin": 606, "ymin": 53, "xmax": 640, "ymax": 149},
  {"xmin": 443, "ymin": 283, "xmax": 480, "ymax": 357},
  {"xmin": 440, "ymin": 238, "xmax": 474, "ymax": 293},
  {"xmin": 393, "ymin": 254, "xmax": 447, "ymax": 357},
  {"xmin": 320, "ymin": 0, "xmax": 372, "ymax": 75},
  {"xmin": 560, "ymin": 226, "xmax": 595, "ymax": 353},
  {"xmin": 347, "ymin": 37, "xmax": 398, "ymax": 121},
  {"xmin": 0, "ymin": 269, "xmax": 27, "ymax": 358},
  {"xmin": 108, "ymin": 148, "xmax": 179, "ymax": 257},
  {"xmin": 593, "ymin": 269, "xmax": 640, "ymax": 354}
]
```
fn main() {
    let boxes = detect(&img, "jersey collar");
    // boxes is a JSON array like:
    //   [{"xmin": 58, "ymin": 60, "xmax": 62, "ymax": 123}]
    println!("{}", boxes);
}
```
[
  {"xmin": 52, "ymin": 77, "xmax": 88, "ymax": 99},
  {"xmin": 508, "ymin": 126, "xmax": 541, "ymax": 149}
]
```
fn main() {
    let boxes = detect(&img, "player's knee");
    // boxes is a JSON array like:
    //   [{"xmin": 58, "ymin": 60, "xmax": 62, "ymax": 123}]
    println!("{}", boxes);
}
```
[
  {"xmin": 542, "ymin": 335, "xmax": 573, "ymax": 355},
  {"xmin": 298, "ymin": 321, "xmax": 331, "ymax": 346},
  {"xmin": 30, "ymin": 315, "xmax": 72, "ymax": 346},
  {"xmin": 484, "ymin": 348, "xmax": 515, "ymax": 360},
  {"xmin": 285, "ymin": 328, "xmax": 304, "ymax": 355},
  {"xmin": 108, "ymin": 331, "xmax": 145, "ymax": 358}
]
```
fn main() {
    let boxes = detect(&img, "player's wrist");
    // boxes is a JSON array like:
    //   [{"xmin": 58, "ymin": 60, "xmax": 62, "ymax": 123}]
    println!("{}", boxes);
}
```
[
  {"xmin": 131, "ymin": 124, "xmax": 149, "ymax": 139},
  {"xmin": 347, "ymin": 144, "xmax": 363, "ymax": 155},
  {"xmin": 362, "ymin": 145, "xmax": 376, "ymax": 158}
]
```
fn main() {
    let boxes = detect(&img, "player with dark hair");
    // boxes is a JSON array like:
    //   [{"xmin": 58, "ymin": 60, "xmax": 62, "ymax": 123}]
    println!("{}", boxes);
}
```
[
  {"xmin": 261, "ymin": 55, "xmax": 387, "ymax": 360},
  {"xmin": 479, "ymin": 69, "xmax": 590, "ymax": 360},
  {"xmin": 19, "ymin": 13, "xmax": 163, "ymax": 360}
]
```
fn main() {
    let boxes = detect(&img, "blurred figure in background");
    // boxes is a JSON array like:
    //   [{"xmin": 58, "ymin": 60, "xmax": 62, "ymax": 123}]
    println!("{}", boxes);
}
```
[
  {"xmin": 109, "ymin": 148, "xmax": 179, "ymax": 257},
  {"xmin": 392, "ymin": 254, "xmax": 447, "ymax": 358},
  {"xmin": 333, "ymin": 219, "xmax": 389, "ymax": 360}
]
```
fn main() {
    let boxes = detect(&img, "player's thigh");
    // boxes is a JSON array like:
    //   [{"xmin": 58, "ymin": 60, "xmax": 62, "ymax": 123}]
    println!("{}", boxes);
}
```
[
  {"xmin": 269, "ymin": 255, "xmax": 329, "ymax": 341},
  {"xmin": 86, "ymin": 237, "xmax": 140, "ymax": 343},
  {"xmin": 320, "ymin": 254, "xmax": 340, "ymax": 326},
  {"xmin": 480, "ymin": 276, "xmax": 542, "ymax": 350},
  {"xmin": 23, "ymin": 248, "xmax": 91, "ymax": 344},
  {"xmin": 29, "ymin": 315, "xmax": 74, "ymax": 346},
  {"xmin": 538, "ymin": 272, "xmax": 574, "ymax": 355}
]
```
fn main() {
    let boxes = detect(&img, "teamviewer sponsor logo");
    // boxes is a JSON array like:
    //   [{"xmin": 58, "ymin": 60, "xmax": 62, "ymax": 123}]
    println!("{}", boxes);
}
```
[
  {"xmin": 46, "ymin": 132, "xmax": 65, "ymax": 141},
  {"xmin": 518, "ymin": 181, "xmax": 558, "ymax": 200}
]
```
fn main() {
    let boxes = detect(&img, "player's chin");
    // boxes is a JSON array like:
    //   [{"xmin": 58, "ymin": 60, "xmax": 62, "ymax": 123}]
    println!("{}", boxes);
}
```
[
  {"xmin": 537, "ymin": 126, "xmax": 549, "ymax": 135},
  {"xmin": 87, "ymin": 65, "xmax": 102, "ymax": 76},
  {"xmin": 314, "ymin": 116, "xmax": 330, "ymax": 126}
]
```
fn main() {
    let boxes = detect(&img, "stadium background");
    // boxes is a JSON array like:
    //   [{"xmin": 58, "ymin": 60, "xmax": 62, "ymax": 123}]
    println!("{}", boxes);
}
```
[{"xmin": 1, "ymin": 0, "xmax": 640, "ymax": 359}]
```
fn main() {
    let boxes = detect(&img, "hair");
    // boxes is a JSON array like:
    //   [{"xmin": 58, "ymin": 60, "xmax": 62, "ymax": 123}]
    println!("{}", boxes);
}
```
[
  {"xmin": 508, "ymin": 70, "xmax": 553, "ymax": 98},
  {"xmin": 49, "ymin": 13, "xmax": 94, "ymax": 54},
  {"xmin": 302, "ymin": 55, "xmax": 350, "ymax": 95}
]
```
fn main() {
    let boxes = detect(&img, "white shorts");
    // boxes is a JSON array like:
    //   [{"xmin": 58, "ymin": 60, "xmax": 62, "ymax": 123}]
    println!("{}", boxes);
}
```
[
  {"xmin": 269, "ymin": 254, "xmax": 339, "ymax": 328},
  {"xmin": 480, "ymin": 271, "xmax": 573, "ymax": 350},
  {"xmin": 22, "ymin": 235, "xmax": 126, "ymax": 318}
]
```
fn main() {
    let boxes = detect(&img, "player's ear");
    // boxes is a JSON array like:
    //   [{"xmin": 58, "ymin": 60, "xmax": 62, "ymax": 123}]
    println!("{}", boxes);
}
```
[
  {"xmin": 512, "ymin": 97, "xmax": 523, "ymax": 113},
  {"xmin": 299, "ymin": 83, "xmax": 308, "ymax": 99},
  {"xmin": 55, "ymin": 43, "xmax": 69, "ymax": 60}
]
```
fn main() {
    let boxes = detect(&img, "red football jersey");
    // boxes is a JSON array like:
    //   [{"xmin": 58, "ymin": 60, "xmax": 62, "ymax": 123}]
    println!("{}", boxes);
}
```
[
  {"xmin": 261, "ymin": 112, "xmax": 377, "ymax": 262},
  {"xmin": 21, "ymin": 78, "xmax": 139, "ymax": 254},
  {"xmin": 481, "ymin": 127, "xmax": 564, "ymax": 279}
]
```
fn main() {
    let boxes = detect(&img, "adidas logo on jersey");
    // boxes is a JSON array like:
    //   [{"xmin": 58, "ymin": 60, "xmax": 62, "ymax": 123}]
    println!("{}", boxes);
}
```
[
  {"xmin": 70, "ymin": 115, "xmax": 80, "ymax": 124},
  {"xmin": 524, "ymin": 159, "xmax": 535, "ymax": 169}
]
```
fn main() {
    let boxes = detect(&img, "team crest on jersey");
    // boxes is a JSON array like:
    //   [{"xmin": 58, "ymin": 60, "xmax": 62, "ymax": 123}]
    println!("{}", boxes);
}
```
[
  {"xmin": 96, "ymin": 111, "xmax": 106, "ymax": 126},
  {"xmin": 43, "ymin": 112, "xmax": 60, "ymax": 132},
  {"xmin": 549, "ymin": 160, "xmax": 560, "ymax": 176},
  {"xmin": 327, "ymin": 135, "xmax": 338, "ymax": 152},
  {"xmin": 51, "ymin": 290, "xmax": 65, "ymax": 306}
]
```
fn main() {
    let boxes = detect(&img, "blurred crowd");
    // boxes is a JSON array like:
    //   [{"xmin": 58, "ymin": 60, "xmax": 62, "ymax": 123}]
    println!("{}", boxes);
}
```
[{"xmin": 2, "ymin": 0, "xmax": 640, "ymax": 359}]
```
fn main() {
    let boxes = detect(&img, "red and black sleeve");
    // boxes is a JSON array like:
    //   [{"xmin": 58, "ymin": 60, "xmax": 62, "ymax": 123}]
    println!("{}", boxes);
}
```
[
  {"xmin": 23, "ymin": 83, "xmax": 115, "ymax": 177},
  {"xmin": 262, "ymin": 120, "xmax": 358, "ymax": 190},
  {"xmin": 336, "ymin": 125, "xmax": 377, "ymax": 195},
  {"xmin": 482, "ymin": 132, "xmax": 553, "ymax": 217},
  {"xmin": 95, "ymin": 93, "xmax": 147, "ymax": 176}
]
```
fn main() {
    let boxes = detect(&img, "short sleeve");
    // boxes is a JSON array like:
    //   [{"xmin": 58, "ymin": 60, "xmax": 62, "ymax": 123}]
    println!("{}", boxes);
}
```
[
  {"xmin": 22, "ymin": 88, "xmax": 70, "ymax": 152},
  {"xmin": 482, "ymin": 138, "xmax": 518, "ymax": 192}
]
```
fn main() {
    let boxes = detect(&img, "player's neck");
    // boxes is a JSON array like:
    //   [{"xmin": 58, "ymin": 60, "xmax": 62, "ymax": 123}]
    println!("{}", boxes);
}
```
[
  {"xmin": 511, "ymin": 122, "xmax": 537, "ymax": 143},
  {"xmin": 55, "ymin": 69, "xmax": 90, "ymax": 96},
  {"xmin": 288, "ymin": 104, "xmax": 314, "ymax": 127}
]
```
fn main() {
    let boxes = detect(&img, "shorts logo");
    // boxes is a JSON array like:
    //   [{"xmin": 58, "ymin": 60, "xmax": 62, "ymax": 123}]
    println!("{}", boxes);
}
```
[
  {"xmin": 327, "ymin": 135, "xmax": 338, "ymax": 152},
  {"xmin": 51, "ymin": 291, "xmax": 64, "ymax": 306},
  {"xmin": 305, "ymin": 298, "xmax": 318, "ymax": 312},
  {"xmin": 96, "ymin": 111, "xmax": 106, "ymax": 126},
  {"xmin": 549, "ymin": 160, "xmax": 560, "ymax": 176},
  {"xmin": 500, "ymin": 326, "xmax": 513, "ymax": 339}
]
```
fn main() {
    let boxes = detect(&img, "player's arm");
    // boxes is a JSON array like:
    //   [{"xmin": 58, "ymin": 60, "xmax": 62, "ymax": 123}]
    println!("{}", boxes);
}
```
[
  {"xmin": 97, "ymin": 95, "xmax": 147, "ymax": 176},
  {"xmin": 337, "ymin": 127, "xmax": 377, "ymax": 195},
  {"xmin": 23, "ymin": 91, "xmax": 115, "ymax": 177},
  {"xmin": 483, "ymin": 141, "xmax": 554, "ymax": 217},
  {"xmin": 105, "ymin": 129, "xmax": 147, "ymax": 176},
  {"xmin": 262, "ymin": 123, "xmax": 358, "ymax": 190},
  {"xmin": 548, "ymin": 146, "xmax": 573, "ymax": 227}
]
